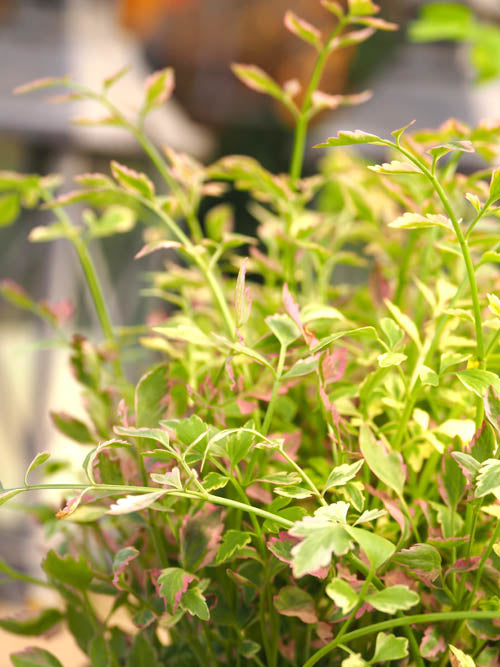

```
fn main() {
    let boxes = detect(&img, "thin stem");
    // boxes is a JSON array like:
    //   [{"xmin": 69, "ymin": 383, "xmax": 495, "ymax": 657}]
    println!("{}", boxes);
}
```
[
  {"xmin": 279, "ymin": 445, "xmax": 327, "ymax": 506},
  {"xmin": 262, "ymin": 344, "xmax": 287, "ymax": 434},
  {"xmin": 304, "ymin": 611, "xmax": 500, "ymax": 667},
  {"xmin": 289, "ymin": 19, "xmax": 347, "ymax": 186}
]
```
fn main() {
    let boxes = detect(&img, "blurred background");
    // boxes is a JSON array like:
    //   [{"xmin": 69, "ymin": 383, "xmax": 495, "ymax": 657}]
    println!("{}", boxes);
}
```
[{"xmin": 1, "ymin": 0, "xmax": 500, "ymax": 661}]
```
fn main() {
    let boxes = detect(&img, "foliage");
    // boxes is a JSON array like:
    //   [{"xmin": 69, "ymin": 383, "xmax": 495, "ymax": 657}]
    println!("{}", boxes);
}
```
[{"xmin": 2, "ymin": 1, "xmax": 500, "ymax": 665}]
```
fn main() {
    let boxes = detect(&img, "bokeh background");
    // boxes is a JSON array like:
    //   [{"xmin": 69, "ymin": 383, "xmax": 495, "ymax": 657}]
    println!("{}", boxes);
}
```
[{"xmin": 1, "ymin": 0, "xmax": 500, "ymax": 662}]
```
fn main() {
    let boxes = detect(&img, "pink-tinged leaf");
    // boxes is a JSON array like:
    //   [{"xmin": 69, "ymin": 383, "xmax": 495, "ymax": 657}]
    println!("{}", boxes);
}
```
[
  {"xmin": 134, "ymin": 240, "xmax": 182, "ymax": 260},
  {"xmin": 107, "ymin": 491, "xmax": 166, "ymax": 515},
  {"xmin": 328, "ymin": 27, "xmax": 375, "ymax": 51},
  {"xmin": 180, "ymin": 505, "xmax": 225, "ymax": 571},
  {"xmin": 110, "ymin": 161, "xmax": 155, "ymax": 199},
  {"xmin": 43, "ymin": 299, "xmax": 74, "ymax": 325},
  {"xmin": 366, "ymin": 485, "xmax": 407, "ymax": 533},
  {"xmin": 13, "ymin": 76, "xmax": 70, "ymax": 95},
  {"xmin": 420, "ymin": 625, "xmax": 446, "ymax": 659},
  {"xmin": 274, "ymin": 586, "xmax": 318, "ymax": 624},
  {"xmin": 158, "ymin": 567, "xmax": 196, "ymax": 614},
  {"xmin": 246, "ymin": 484, "xmax": 272, "ymax": 505},
  {"xmin": 278, "ymin": 637, "xmax": 296, "ymax": 662},
  {"xmin": 369, "ymin": 261, "xmax": 391, "ymax": 304},
  {"xmin": 283, "ymin": 78, "xmax": 301, "ymax": 99},
  {"xmin": 447, "ymin": 556, "xmax": 482, "ymax": 575},
  {"xmin": 235, "ymin": 399, "xmax": 258, "ymax": 416},
  {"xmin": 55, "ymin": 489, "xmax": 93, "ymax": 519},
  {"xmin": 112, "ymin": 546, "xmax": 140, "ymax": 590},
  {"xmin": 231, "ymin": 64, "xmax": 283, "ymax": 100},
  {"xmin": 316, "ymin": 622, "xmax": 333, "ymax": 644},
  {"xmin": 284, "ymin": 11, "xmax": 322, "ymax": 51},
  {"xmin": 355, "ymin": 16, "xmax": 399, "ymax": 31},
  {"xmin": 142, "ymin": 67, "xmax": 175, "ymax": 115},
  {"xmin": 235, "ymin": 257, "xmax": 252, "ymax": 328},
  {"xmin": 311, "ymin": 89, "xmax": 372, "ymax": 114},
  {"xmin": 283, "ymin": 283, "xmax": 303, "ymax": 335},
  {"xmin": 322, "ymin": 348, "xmax": 347, "ymax": 385},
  {"xmin": 267, "ymin": 532, "xmax": 328, "ymax": 579},
  {"xmin": 225, "ymin": 358, "xmax": 237, "ymax": 391}
]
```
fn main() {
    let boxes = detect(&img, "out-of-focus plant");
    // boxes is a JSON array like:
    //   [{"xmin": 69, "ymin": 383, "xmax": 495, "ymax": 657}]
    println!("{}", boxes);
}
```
[
  {"xmin": 1, "ymin": 1, "xmax": 500, "ymax": 666},
  {"xmin": 409, "ymin": 1, "xmax": 500, "ymax": 83}
]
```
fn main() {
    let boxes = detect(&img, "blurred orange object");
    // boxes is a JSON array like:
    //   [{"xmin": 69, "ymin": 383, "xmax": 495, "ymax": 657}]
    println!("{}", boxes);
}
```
[{"xmin": 120, "ymin": 0, "xmax": 196, "ymax": 36}]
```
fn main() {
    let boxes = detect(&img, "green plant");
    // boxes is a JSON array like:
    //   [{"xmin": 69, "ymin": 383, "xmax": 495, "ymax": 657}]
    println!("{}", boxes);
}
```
[{"xmin": 2, "ymin": 1, "xmax": 500, "ymax": 665}]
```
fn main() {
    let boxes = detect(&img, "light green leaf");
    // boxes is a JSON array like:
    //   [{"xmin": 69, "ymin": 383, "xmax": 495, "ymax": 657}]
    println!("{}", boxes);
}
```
[
  {"xmin": 323, "ymin": 460, "xmax": 364, "ymax": 493},
  {"xmin": 158, "ymin": 567, "xmax": 195, "ymax": 615},
  {"xmin": 87, "ymin": 205, "xmax": 135, "ymax": 238},
  {"xmin": 155, "ymin": 322, "xmax": 214, "ymax": 347},
  {"xmin": 380, "ymin": 318, "xmax": 403, "ymax": 349},
  {"xmin": 345, "ymin": 526, "xmax": 395, "ymax": 570},
  {"xmin": 202, "ymin": 472, "xmax": 230, "ymax": 491},
  {"xmin": 419, "ymin": 365, "xmax": 439, "ymax": 386},
  {"xmin": 409, "ymin": 2, "xmax": 473, "ymax": 42},
  {"xmin": 265, "ymin": 314, "xmax": 301, "ymax": 347},
  {"xmin": 325, "ymin": 578, "xmax": 359, "ymax": 614},
  {"xmin": 359, "ymin": 424, "xmax": 405, "ymax": 496},
  {"xmin": 316, "ymin": 130, "xmax": 386, "ymax": 149},
  {"xmin": 475, "ymin": 459, "xmax": 500, "ymax": 499},
  {"xmin": 114, "ymin": 426, "xmax": 171, "ymax": 450},
  {"xmin": 456, "ymin": 369, "xmax": 500, "ymax": 397},
  {"xmin": 393, "ymin": 543, "xmax": 442, "ymax": 573},
  {"xmin": 0, "ymin": 192, "xmax": 20, "ymax": 226},
  {"xmin": 136, "ymin": 363, "xmax": 170, "ymax": 428},
  {"xmin": 348, "ymin": 0, "xmax": 378, "ymax": 16},
  {"xmin": 384, "ymin": 300, "xmax": 422, "ymax": 348},
  {"xmin": 216, "ymin": 530, "xmax": 252, "ymax": 564},
  {"xmin": 377, "ymin": 352, "xmax": 407, "ymax": 368},
  {"xmin": 284, "ymin": 11, "xmax": 322, "ymax": 50},
  {"xmin": 353, "ymin": 509, "xmax": 386, "ymax": 525},
  {"xmin": 490, "ymin": 169, "xmax": 500, "ymax": 202},
  {"xmin": 231, "ymin": 64, "xmax": 284, "ymax": 101},
  {"xmin": 180, "ymin": 586, "xmax": 210, "ymax": 620},
  {"xmin": 150, "ymin": 466, "xmax": 182, "ymax": 490},
  {"xmin": 487, "ymin": 293, "xmax": 500, "ymax": 319},
  {"xmin": 371, "ymin": 632, "xmax": 409, "ymax": 662},
  {"xmin": 368, "ymin": 160, "xmax": 421, "ymax": 175},
  {"xmin": 301, "ymin": 304, "xmax": 345, "ymax": 323},
  {"xmin": 388, "ymin": 211, "xmax": 453, "ymax": 231},
  {"xmin": 311, "ymin": 327, "xmax": 376, "ymax": 354},
  {"xmin": 282, "ymin": 356, "xmax": 318, "ymax": 379},
  {"xmin": 141, "ymin": 67, "xmax": 175, "ymax": 117},
  {"xmin": 342, "ymin": 655, "xmax": 367, "ymax": 667},
  {"xmin": 274, "ymin": 485, "xmax": 313, "ymax": 499},
  {"xmin": 449, "ymin": 645, "xmax": 476, "ymax": 667},
  {"xmin": 24, "ymin": 452, "xmax": 51, "ymax": 485},
  {"xmin": 111, "ymin": 161, "xmax": 154, "ymax": 199},
  {"xmin": 366, "ymin": 585, "xmax": 419, "ymax": 614}
]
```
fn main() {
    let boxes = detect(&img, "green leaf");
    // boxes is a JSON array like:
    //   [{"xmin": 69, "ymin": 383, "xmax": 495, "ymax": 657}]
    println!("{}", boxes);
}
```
[
  {"xmin": 50, "ymin": 412, "xmax": 94, "ymax": 444},
  {"xmin": 86, "ymin": 205, "xmax": 136, "ymax": 238},
  {"xmin": 409, "ymin": 3, "xmax": 474, "ymax": 42},
  {"xmin": 151, "ymin": 467, "xmax": 183, "ymax": 489},
  {"xmin": 384, "ymin": 300, "xmax": 421, "ymax": 348},
  {"xmin": 42, "ymin": 550, "xmax": 93, "ymax": 590},
  {"xmin": 449, "ymin": 645, "xmax": 476, "ymax": 667},
  {"xmin": 380, "ymin": 318, "xmax": 403, "ymax": 349},
  {"xmin": 484, "ymin": 386, "xmax": 500, "ymax": 433},
  {"xmin": 265, "ymin": 314, "xmax": 301, "ymax": 347},
  {"xmin": 289, "ymin": 503, "xmax": 353, "ymax": 577},
  {"xmin": 348, "ymin": 0, "xmax": 378, "ymax": 15},
  {"xmin": 366, "ymin": 585, "xmax": 420, "ymax": 614},
  {"xmin": 377, "ymin": 352, "xmax": 407, "ymax": 368},
  {"xmin": 24, "ymin": 452, "xmax": 51, "ymax": 485},
  {"xmin": 475, "ymin": 459, "xmax": 500, "ymax": 498},
  {"xmin": 135, "ymin": 364, "xmax": 169, "ymax": 427},
  {"xmin": 456, "ymin": 369, "xmax": 500, "ymax": 397},
  {"xmin": 353, "ymin": 509, "xmax": 386, "ymax": 525},
  {"xmin": 274, "ymin": 586, "xmax": 318, "ymax": 623},
  {"xmin": 345, "ymin": 526, "xmax": 395, "ymax": 570},
  {"xmin": 325, "ymin": 578, "xmax": 359, "ymax": 614},
  {"xmin": 10, "ymin": 648, "xmax": 63, "ymax": 667},
  {"xmin": 231, "ymin": 64, "xmax": 284, "ymax": 102},
  {"xmin": 0, "ymin": 609, "xmax": 62, "ymax": 636},
  {"xmin": 284, "ymin": 11, "xmax": 322, "ymax": 51},
  {"xmin": 490, "ymin": 169, "xmax": 500, "ymax": 202},
  {"xmin": 141, "ymin": 67, "xmax": 175, "ymax": 118},
  {"xmin": 114, "ymin": 426, "xmax": 171, "ymax": 450},
  {"xmin": 368, "ymin": 160, "xmax": 421, "ymax": 175},
  {"xmin": 202, "ymin": 472, "xmax": 230, "ymax": 491},
  {"xmin": 323, "ymin": 460, "xmax": 364, "ymax": 493},
  {"xmin": 419, "ymin": 365, "xmax": 439, "ymax": 386},
  {"xmin": 359, "ymin": 424, "xmax": 405, "ymax": 496},
  {"xmin": 0, "ymin": 192, "xmax": 20, "ymax": 226},
  {"xmin": 158, "ymin": 567, "xmax": 195, "ymax": 615},
  {"xmin": 311, "ymin": 327, "xmax": 376, "ymax": 353},
  {"xmin": 126, "ymin": 632, "xmax": 162, "ymax": 667},
  {"xmin": 240, "ymin": 640, "xmax": 261, "ymax": 658},
  {"xmin": 180, "ymin": 586, "xmax": 210, "ymax": 620},
  {"xmin": 216, "ymin": 530, "xmax": 252, "ymax": 564},
  {"xmin": 316, "ymin": 130, "xmax": 386, "ymax": 149},
  {"xmin": 443, "ymin": 448, "xmax": 466, "ymax": 506},
  {"xmin": 371, "ymin": 632, "xmax": 409, "ymax": 662},
  {"xmin": 388, "ymin": 211, "xmax": 453, "ymax": 231},
  {"xmin": 274, "ymin": 485, "xmax": 313, "ymax": 499},
  {"xmin": 90, "ymin": 635, "xmax": 111, "ymax": 667},
  {"xmin": 394, "ymin": 544, "xmax": 442, "ymax": 573},
  {"xmin": 110, "ymin": 161, "xmax": 155, "ymax": 199},
  {"xmin": 66, "ymin": 604, "xmax": 95, "ymax": 653},
  {"xmin": 282, "ymin": 356, "xmax": 318, "ymax": 379},
  {"xmin": 487, "ymin": 293, "xmax": 500, "ymax": 319},
  {"xmin": 223, "ymin": 425, "xmax": 254, "ymax": 467}
]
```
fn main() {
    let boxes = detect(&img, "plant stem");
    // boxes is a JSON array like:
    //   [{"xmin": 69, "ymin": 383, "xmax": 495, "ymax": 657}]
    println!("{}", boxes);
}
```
[
  {"xmin": 289, "ymin": 19, "xmax": 346, "ymax": 186},
  {"xmin": 262, "ymin": 344, "xmax": 287, "ymax": 434},
  {"xmin": 304, "ymin": 611, "xmax": 500, "ymax": 667}
]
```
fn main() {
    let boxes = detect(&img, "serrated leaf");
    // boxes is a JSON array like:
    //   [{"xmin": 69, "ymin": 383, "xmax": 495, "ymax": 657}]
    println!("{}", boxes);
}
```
[
  {"xmin": 348, "ymin": 0, "xmax": 378, "ymax": 15},
  {"xmin": 24, "ymin": 452, "xmax": 51, "ymax": 485},
  {"xmin": 216, "ymin": 530, "xmax": 252, "ymax": 564},
  {"xmin": 323, "ymin": 460, "xmax": 364, "ymax": 493},
  {"xmin": 42, "ymin": 550, "xmax": 93, "ymax": 589},
  {"xmin": 274, "ymin": 586, "xmax": 318, "ymax": 623},
  {"xmin": 10, "ymin": 648, "xmax": 63, "ymax": 667},
  {"xmin": 394, "ymin": 544, "xmax": 442, "ymax": 572},
  {"xmin": 180, "ymin": 586, "xmax": 210, "ymax": 620},
  {"xmin": 316, "ymin": 129, "xmax": 386, "ymax": 149},
  {"xmin": 377, "ymin": 352, "xmax": 407, "ymax": 368},
  {"xmin": 371, "ymin": 632, "xmax": 409, "ymax": 662},
  {"xmin": 202, "ymin": 472, "xmax": 229, "ymax": 491},
  {"xmin": 389, "ymin": 211, "xmax": 453, "ymax": 231},
  {"xmin": 110, "ymin": 161, "xmax": 155, "ymax": 199},
  {"xmin": 325, "ymin": 578, "xmax": 359, "ymax": 614},
  {"xmin": 369, "ymin": 160, "xmax": 421, "ymax": 175},
  {"xmin": 151, "ymin": 466, "xmax": 182, "ymax": 490},
  {"xmin": 284, "ymin": 11, "xmax": 322, "ymax": 50},
  {"xmin": 366, "ymin": 585, "xmax": 420, "ymax": 613},
  {"xmin": 475, "ymin": 459, "xmax": 500, "ymax": 498},
  {"xmin": 359, "ymin": 424, "xmax": 405, "ymax": 496},
  {"xmin": 158, "ymin": 567, "xmax": 195, "ymax": 615}
]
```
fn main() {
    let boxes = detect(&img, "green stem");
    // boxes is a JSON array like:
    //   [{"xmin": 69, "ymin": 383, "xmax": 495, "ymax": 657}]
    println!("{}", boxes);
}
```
[
  {"xmin": 289, "ymin": 19, "xmax": 346, "ymax": 186},
  {"xmin": 304, "ymin": 611, "xmax": 500, "ymax": 667},
  {"xmin": 262, "ymin": 344, "xmax": 287, "ymax": 434},
  {"xmin": 279, "ymin": 445, "xmax": 327, "ymax": 506}
]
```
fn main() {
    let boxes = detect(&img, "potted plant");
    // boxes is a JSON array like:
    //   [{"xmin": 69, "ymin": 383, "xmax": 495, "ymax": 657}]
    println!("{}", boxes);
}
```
[{"xmin": 1, "ymin": 1, "xmax": 500, "ymax": 665}]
